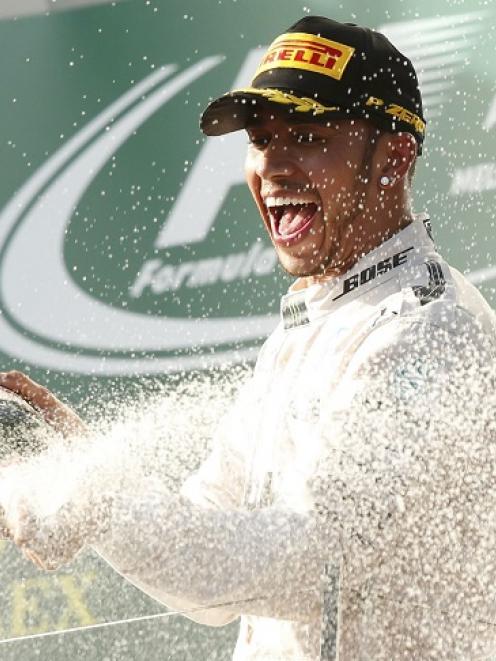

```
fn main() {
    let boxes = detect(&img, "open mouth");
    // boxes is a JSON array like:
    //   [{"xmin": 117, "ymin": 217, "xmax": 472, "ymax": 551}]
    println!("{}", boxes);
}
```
[{"xmin": 267, "ymin": 202, "xmax": 319, "ymax": 246}]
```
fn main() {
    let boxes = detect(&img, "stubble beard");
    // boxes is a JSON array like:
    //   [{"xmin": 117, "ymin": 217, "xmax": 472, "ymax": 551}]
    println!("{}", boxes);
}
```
[
  {"xmin": 272, "ymin": 126, "xmax": 379, "ymax": 279},
  {"xmin": 278, "ymin": 165, "xmax": 374, "ymax": 278}
]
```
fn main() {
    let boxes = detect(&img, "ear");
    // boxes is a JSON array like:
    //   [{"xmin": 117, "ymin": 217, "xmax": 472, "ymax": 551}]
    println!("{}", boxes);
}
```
[{"xmin": 377, "ymin": 132, "xmax": 417, "ymax": 187}]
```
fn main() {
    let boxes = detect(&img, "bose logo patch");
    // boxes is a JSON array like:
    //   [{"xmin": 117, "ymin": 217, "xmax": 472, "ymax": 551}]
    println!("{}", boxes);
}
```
[{"xmin": 333, "ymin": 246, "xmax": 414, "ymax": 301}]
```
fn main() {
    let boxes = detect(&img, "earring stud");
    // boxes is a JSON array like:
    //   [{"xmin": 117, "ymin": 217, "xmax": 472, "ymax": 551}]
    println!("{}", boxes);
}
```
[{"xmin": 380, "ymin": 175, "xmax": 391, "ymax": 187}]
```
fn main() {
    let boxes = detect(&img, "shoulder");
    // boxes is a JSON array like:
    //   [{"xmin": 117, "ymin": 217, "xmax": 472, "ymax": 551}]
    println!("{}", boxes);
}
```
[
  {"xmin": 342, "ymin": 294, "xmax": 494, "ymax": 415},
  {"xmin": 359, "ymin": 256, "xmax": 496, "ymax": 366},
  {"xmin": 351, "ymin": 312, "xmax": 492, "ymax": 380}
]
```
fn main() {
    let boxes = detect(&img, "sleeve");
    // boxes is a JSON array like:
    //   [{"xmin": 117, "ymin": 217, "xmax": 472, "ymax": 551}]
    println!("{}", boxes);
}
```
[
  {"xmin": 94, "ymin": 492, "xmax": 324, "ymax": 624},
  {"xmin": 179, "ymin": 381, "xmax": 255, "ymax": 511},
  {"xmin": 94, "ymin": 385, "xmax": 251, "ymax": 626},
  {"xmin": 94, "ymin": 376, "xmax": 326, "ymax": 626},
  {"xmin": 312, "ymin": 313, "xmax": 496, "ymax": 635}
]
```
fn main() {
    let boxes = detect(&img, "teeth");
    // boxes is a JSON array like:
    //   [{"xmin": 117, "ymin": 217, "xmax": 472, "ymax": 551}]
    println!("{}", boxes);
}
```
[{"xmin": 264, "ymin": 196, "xmax": 317, "ymax": 207}]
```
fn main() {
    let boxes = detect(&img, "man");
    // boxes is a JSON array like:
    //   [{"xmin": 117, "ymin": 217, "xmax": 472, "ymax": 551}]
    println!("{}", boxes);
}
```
[{"xmin": 0, "ymin": 16, "xmax": 496, "ymax": 660}]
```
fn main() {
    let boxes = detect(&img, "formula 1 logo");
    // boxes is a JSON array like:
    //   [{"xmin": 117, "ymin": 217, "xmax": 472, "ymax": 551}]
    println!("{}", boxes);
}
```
[
  {"xmin": 0, "ymin": 50, "xmax": 279, "ymax": 376},
  {"xmin": 0, "ymin": 10, "xmax": 492, "ymax": 376}
]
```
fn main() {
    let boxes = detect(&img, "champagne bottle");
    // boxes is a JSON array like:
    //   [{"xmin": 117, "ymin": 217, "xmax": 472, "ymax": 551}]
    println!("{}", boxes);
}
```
[{"xmin": 0, "ymin": 386, "xmax": 52, "ymax": 461}]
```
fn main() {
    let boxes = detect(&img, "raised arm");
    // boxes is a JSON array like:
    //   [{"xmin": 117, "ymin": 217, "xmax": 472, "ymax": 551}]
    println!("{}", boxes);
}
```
[
  {"xmin": 0, "ymin": 375, "xmax": 327, "ymax": 626},
  {"xmin": 94, "ymin": 376, "xmax": 326, "ymax": 624}
]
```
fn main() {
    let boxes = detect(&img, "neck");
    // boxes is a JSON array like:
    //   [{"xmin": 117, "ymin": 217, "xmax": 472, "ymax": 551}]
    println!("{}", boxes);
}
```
[{"xmin": 296, "ymin": 210, "xmax": 414, "ymax": 290}]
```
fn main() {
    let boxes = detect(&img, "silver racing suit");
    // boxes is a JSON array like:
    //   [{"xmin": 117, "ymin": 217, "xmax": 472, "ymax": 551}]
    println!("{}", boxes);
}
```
[{"xmin": 95, "ymin": 216, "xmax": 496, "ymax": 660}]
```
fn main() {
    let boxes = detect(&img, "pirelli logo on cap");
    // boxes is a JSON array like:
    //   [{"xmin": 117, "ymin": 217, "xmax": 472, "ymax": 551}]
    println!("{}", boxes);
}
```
[{"xmin": 255, "ymin": 32, "xmax": 355, "ymax": 81}]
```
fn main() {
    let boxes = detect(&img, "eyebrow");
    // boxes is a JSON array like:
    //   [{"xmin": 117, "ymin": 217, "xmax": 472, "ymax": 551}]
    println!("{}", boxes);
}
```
[
  {"xmin": 244, "ymin": 114, "xmax": 271, "ymax": 128},
  {"xmin": 245, "ymin": 115, "xmax": 341, "ymax": 130}
]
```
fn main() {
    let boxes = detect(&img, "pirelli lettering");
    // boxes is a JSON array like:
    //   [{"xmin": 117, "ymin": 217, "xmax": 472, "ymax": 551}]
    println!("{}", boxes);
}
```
[
  {"xmin": 255, "ymin": 32, "xmax": 355, "ymax": 81},
  {"xmin": 333, "ymin": 246, "xmax": 414, "ymax": 301}
]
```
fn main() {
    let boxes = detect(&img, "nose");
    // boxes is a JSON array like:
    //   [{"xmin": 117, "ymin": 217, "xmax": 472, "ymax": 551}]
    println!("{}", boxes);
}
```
[{"xmin": 254, "ymin": 139, "xmax": 298, "ymax": 181}]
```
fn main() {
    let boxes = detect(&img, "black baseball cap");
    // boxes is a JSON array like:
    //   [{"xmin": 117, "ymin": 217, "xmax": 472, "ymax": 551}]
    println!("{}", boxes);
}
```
[{"xmin": 201, "ymin": 16, "xmax": 426, "ymax": 154}]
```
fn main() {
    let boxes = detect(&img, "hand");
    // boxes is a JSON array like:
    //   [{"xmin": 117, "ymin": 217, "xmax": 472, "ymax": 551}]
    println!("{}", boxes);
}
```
[
  {"xmin": 0, "ymin": 461, "xmax": 111, "ymax": 570},
  {"xmin": 0, "ymin": 371, "xmax": 87, "ymax": 438}
]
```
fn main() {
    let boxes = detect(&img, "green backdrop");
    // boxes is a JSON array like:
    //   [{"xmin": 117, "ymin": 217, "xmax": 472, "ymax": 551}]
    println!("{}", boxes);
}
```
[{"xmin": 0, "ymin": 0, "xmax": 494, "ymax": 658}]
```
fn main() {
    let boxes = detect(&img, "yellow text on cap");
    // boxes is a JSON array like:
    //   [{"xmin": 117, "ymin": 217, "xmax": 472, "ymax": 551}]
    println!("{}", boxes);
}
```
[{"xmin": 255, "ymin": 32, "xmax": 355, "ymax": 81}]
